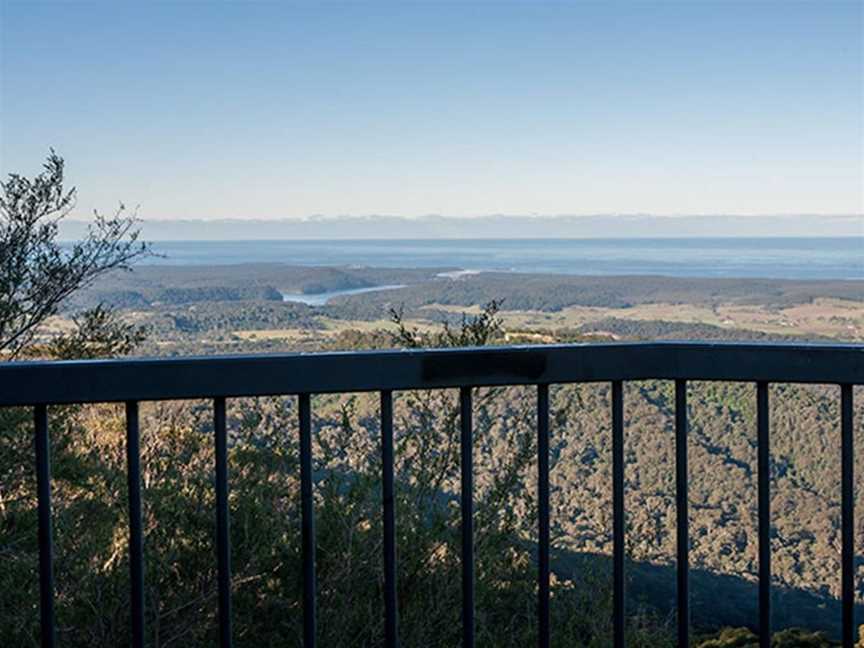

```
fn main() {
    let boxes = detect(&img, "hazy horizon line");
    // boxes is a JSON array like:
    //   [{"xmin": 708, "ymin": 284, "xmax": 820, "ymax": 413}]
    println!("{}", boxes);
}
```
[
  {"xmin": 68, "ymin": 212, "xmax": 864, "ymax": 222},
  {"xmin": 57, "ymin": 213, "xmax": 863, "ymax": 241},
  {"xmin": 60, "ymin": 214, "xmax": 864, "ymax": 241}
]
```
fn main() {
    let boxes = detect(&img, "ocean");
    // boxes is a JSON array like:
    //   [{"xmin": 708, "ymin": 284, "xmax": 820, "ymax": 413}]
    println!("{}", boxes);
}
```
[{"xmin": 141, "ymin": 238, "xmax": 863, "ymax": 281}]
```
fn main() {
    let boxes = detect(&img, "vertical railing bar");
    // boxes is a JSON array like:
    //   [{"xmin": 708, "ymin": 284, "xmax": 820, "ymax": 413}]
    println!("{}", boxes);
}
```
[
  {"xmin": 125, "ymin": 401, "xmax": 145, "ymax": 648},
  {"xmin": 380, "ymin": 390, "xmax": 399, "ymax": 647},
  {"xmin": 674, "ymin": 380, "xmax": 689, "ymax": 648},
  {"xmin": 34, "ymin": 404, "xmax": 56, "ymax": 648},
  {"xmin": 612, "ymin": 380, "xmax": 625, "ymax": 648},
  {"xmin": 841, "ymin": 384, "xmax": 854, "ymax": 648},
  {"xmin": 537, "ymin": 383, "xmax": 551, "ymax": 648},
  {"xmin": 214, "ymin": 396, "xmax": 233, "ymax": 648},
  {"xmin": 460, "ymin": 386, "xmax": 475, "ymax": 648},
  {"xmin": 757, "ymin": 382, "xmax": 771, "ymax": 648},
  {"xmin": 299, "ymin": 393, "xmax": 317, "ymax": 648}
]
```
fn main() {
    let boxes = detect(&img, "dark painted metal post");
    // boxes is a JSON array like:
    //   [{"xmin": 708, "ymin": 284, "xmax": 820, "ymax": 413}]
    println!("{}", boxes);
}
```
[
  {"xmin": 460, "ymin": 386, "xmax": 475, "ymax": 648},
  {"xmin": 675, "ymin": 380, "xmax": 689, "ymax": 647},
  {"xmin": 381, "ymin": 390, "xmax": 399, "ymax": 647},
  {"xmin": 757, "ymin": 382, "xmax": 771, "ymax": 648},
  {"xmin": 214, "ymin": 397, "xmax": 233, "ymax": 648},
  {"xmin": 299, "ymin": 393, "xmax": 317, "ymax": 648},
  {"xmin": 612, "ymin": 381, "xmax": 625, "ymax": 648},
  {"xmin": 126, "ymin": 401, "xmax": 145, "ymax": 648},
  {"xmin": 841, "ymin": 384, "xmax": 855, "ymax": 648},
  {"xmin": 537, "ymin": 384, "xmax": 551, "ymax": 648},
  {"xmin": 34, "ymin": 404, "xmax": 56, "ymax": 648}
]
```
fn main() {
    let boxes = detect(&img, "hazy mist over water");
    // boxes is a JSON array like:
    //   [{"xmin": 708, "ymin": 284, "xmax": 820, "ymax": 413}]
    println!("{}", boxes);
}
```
[{"xmin": 140, "ymin": 238, "xmax": 863, "ymax": 281}]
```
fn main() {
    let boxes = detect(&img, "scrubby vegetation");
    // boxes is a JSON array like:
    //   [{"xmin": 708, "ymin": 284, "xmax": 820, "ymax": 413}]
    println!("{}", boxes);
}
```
[
  {"xmin": 2, "ymin": 305, "xmax": 861, "ymax": 645},
  {"xmin": 696, "ymin": 627, "xmax": 864, "ymax": 647},
  {"xmin": 0, "ymin": 306, "xmax": 666, "ymax": 646},
  {"xmin": 576, "ymin": 317, "xmax": 777, "ymax": 340}
]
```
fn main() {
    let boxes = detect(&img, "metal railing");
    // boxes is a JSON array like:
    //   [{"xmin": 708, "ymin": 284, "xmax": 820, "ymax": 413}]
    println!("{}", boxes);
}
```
[{"xmin": 1, "ymin": 341, "xmax": 861, "ymax": 648}]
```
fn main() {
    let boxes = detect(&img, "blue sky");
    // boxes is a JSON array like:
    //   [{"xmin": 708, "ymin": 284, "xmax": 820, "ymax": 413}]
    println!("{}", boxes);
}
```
[{"xmin": 1, "ymin": 1, "xmax": 861, "ymax": 220}]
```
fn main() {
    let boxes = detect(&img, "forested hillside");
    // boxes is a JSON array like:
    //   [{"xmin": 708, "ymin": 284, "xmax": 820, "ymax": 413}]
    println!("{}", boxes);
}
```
[
  {"xmin": 2, "ymin": 310, "xmax": 861, "ymax": 646},
  {"xmin": 55, "ymin": 266, "xmax": 863, "ymax": 355}
]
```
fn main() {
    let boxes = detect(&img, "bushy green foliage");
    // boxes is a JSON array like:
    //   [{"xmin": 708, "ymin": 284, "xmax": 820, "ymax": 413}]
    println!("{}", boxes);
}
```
[
  {"xmin": 44, "ymin": 305, "xmax": 147, "ymax": 359},
  {"xmin": 0, "ymin": 302, "xmax": 678, "ymax": 647},
  {"xmin": 0, "ymin": 152, "xmax": 148, "ymax": 357},
  {"xmin": 389, "ymin": 299, "xmax": 505, "ymax": 348}
]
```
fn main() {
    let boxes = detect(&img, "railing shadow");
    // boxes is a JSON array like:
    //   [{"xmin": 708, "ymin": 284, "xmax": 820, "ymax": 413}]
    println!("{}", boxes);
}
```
[{"xmin": 552, "ymin": 549, "xmax": 860, "ymax": 639}]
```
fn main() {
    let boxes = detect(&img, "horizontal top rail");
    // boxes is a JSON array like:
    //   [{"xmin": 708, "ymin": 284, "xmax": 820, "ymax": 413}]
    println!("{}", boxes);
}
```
[{"xmin": 0, "ymin": 342, "xmax": 860, "ymax": 406}]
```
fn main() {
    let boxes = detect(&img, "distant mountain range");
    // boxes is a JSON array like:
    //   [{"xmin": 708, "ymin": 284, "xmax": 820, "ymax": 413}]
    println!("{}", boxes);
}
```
[{"xmin": 59, "ymin": 213, "xmax": 863, "ymax": 240}]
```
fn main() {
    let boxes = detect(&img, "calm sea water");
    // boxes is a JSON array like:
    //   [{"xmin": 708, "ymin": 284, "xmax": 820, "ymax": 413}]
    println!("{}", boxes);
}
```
[{"xmin": 143, "ymin": 238, "xmax": 863, "ymax": 280}]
